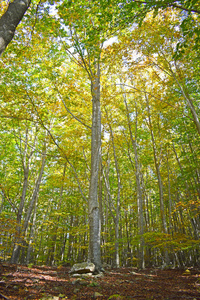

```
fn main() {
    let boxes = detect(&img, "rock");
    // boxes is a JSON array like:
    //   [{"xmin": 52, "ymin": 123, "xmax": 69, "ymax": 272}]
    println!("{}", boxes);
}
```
[
  {"xmin": 72, "ymin": 272, "xmax": 93, "ymax": 277},
  {"xmin": 94, "ymin": 272, "xmax": 104, "ymax": 278},
  {"xmin": 40, "ymin": 296, "xmax": 59, "ymax": 300},
  {"xmin": 102, "ymin": 263, "xmax": 111, "ymax": 269},
  {"xmin": 108, "ymin": 295, "xmax": 123, "ymax": 299},
  {"xmin": 69, "ymin": 262, "xmax": 95, "ymax": 274},
  {"xmin": 71, "ymin": 279, "xmax": 81, "ymax": 285},
  {"xmin": 79, "ymin": 280, "xmax": 88, "ymax": 286},
  {"xmin": 94, "ymin": 292, "xmax": 103, "ymax": 298}
]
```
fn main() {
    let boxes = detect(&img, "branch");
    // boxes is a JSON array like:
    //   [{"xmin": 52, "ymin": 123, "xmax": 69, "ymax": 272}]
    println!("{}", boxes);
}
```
[
  {"xmin": 169, "ymin": 3, "xmax": 200, "ymax": 14},
  {"xmin": 25, "ymin": 89, "xmax": 88, "ymax": 203},
  {"xmin": 0, "ymin": 293, "xmax": 9, "ymax": 300},
  {"xmin": 53, "ymin": 83, "xmax": 91, "ymax": 130},
  {"xmin": 115, "ymin": 83, "xmax": 193, "ymax": 121},
  {"xmin": 0, "ymin": 184, "xmax": 18, "ymax": 213},
  {"xmin": 133, "ymin": 1, "xmax": 200, "ymax": 14}
]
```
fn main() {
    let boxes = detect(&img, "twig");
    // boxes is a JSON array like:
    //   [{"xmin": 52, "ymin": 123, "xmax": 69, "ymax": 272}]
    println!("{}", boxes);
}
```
[{"xmin": 0, "ymin": 293, "xmax": 9, "ymax": 300}]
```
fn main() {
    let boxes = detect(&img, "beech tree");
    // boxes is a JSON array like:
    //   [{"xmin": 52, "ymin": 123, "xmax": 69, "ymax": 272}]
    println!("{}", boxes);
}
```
[{"xmin": 0, "ymin": 0, "xmax": 31, "ymax": 55}]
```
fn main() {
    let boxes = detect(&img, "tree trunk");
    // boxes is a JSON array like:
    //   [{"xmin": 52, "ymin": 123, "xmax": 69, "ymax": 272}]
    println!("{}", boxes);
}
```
[
  {"xmin": 145, "ymin": 95, "xmax": 169, "ymax": 266},
  {"xmin": 104, "ymin": 107, "xmax": 121, "ymax": 268},
  {"xmin": 0, "ymin": 0, "xmax": 31, "ymax": 55},
  {"xmin": 10, "ymin": 129, "xmax": 30, "ymax": 264},
  {"xmin": 26, "ymin": 196, "xmax": 38, "ymax": 264},
  {"xmin": 145, "ymin": 96, "xmax": 167, "ymax": 234},
  {"xmin": 11, "ymin": 143, "xmax": 46, "ymax": 264},
  {"xmin": 123, "ymin": 93, "xmax": 145, "ymax": 269},
  {"xmin": 88, "ymin": 61, "xmax": 102, "ymax": 272},
  {"xmin": 49, "ymin": 163, "xmax": 67, "ymax": 265}
]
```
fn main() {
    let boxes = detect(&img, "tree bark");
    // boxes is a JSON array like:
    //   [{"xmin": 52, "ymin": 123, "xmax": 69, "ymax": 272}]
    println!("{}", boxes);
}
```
[
  {"xmin": 26, "ymin": 195, "xmax": 37, "ymax": 264},
  {"xmin": 11, "ymin": 142, "xmax": 46, "ymax": 264},
  {"xmin": 145, "ymin": 95, "xmax": 167, "ymax": 234},
  {"xmin": 105, "ymin": 107, "xmax": 121, "ymax": 268},
  {"xmin": 123, "ymin": 92, "xmax": 145, "ymax": 269},
  {"xmin": 88, "ymin": 61, "xmax": 102, "ymax": 272},
  {"xmin": 0, "ymin": 0, "xmax": 31, "ymax": 55},
  {"xmin": 48, "ymin": 163, "xmax": 67, "ymax": 265},
  {"xmin": 10, "ymin": 128, "xmax": 31, "ymax": 264}
]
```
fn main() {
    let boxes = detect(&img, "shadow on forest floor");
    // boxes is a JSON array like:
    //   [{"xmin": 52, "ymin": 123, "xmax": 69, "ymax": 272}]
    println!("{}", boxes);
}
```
[{"xmin": 0, "ymin": 263, "xmax": 200, "ymax": 299}]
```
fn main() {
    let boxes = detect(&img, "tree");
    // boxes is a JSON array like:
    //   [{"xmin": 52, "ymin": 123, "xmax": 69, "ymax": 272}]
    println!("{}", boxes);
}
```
[
  {"xmin": 0, "ymin": 0, "xmax": 31, "ymax": 55},
  {"xmin": 56, "ymin": 0, "xmax": 124, "ymax": 272}
]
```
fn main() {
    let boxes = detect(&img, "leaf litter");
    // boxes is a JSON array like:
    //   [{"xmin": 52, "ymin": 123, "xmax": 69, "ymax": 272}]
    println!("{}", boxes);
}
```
[{"xmin": 0, "ymin": 263, "xmax": 200, "ymax": 299}]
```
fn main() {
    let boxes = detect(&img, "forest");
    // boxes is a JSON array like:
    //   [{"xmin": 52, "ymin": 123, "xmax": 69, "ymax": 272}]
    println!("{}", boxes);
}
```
[{"xmin": 0, "ymin": 0, "xmax": 200, "ymax": 275}]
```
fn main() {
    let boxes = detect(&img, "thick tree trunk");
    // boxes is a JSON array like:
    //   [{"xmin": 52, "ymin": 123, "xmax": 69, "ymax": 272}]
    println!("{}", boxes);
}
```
[
  {"xmin": 0, "ymin": 0, "xmax": 31, "ymax": 55},
  {"xmin": 88, "ymin": 61, "xmax": 102, "ymax": 272}
]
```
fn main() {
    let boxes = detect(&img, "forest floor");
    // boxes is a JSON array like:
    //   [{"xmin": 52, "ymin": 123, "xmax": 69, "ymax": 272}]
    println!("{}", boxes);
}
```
[{"xmin": 0, "ymin": 263, "xmax": 200, "ymax": 300}]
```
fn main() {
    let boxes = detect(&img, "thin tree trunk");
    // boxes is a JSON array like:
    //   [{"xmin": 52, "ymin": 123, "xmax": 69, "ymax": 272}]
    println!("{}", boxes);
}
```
[
  {"xmin": 0, "ymin": 192, "xmax": 5, "ymax": 213},
  {"xmin": 145, "ymin": 95, "xmax": 169, "ymax": 266},
  {"xmin": 11, "ymin": 129, "xmax": 31, "ymax": 263},
  {"xmin": 26, "ymin": 196, "xmax": 38, "ymax": 264},
  {"xmin": 145, "ymin": 95, "xmax": 167, "ymax": 233},
  {"xmin": 49, "ymin": 163, "xmax": 67, "ymax": 265},
  {"xmin": 105, "ymin": 107, "xmax": 121, "ymax": 268},
  {"xmin": 11, "ymin": 142, "xmax": 46, "ymax": 264},
  {"xmin": 166, "ymin": 151, "xmax": 172, "ymax": 234},
  {"xmin": 123, "ymin": 93, "xmax": 145, "ymax": 269}
]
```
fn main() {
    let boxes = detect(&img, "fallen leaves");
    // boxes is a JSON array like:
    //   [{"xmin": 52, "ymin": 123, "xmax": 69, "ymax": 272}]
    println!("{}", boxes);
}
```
[{"xmin": 0, "ymin": 264, "xmax": 200, "ymax": 299}]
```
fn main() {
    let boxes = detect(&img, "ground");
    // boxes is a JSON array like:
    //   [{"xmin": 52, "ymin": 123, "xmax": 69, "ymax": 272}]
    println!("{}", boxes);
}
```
[{"xmin": 0, "ymin": 263, "xmax": 200, "ymax": 299}]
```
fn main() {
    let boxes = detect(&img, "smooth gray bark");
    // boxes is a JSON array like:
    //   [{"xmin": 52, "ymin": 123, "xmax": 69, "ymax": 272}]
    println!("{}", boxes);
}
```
[
  {"xmin": 11, "ymin": 143, "xmax": 46, "ymax": 264},
  {"xmin": 11, "ymin": 129, "xmax": 31, "ymax": 263},
  {"xmin": 105, "ymin": 108, "xmax": 121, "ymax": 267},
  {"xmin": 88, "ymin": 61, "xmax": 102, "ymax": 272},
  {"xmin": 48, "ymin": 163, "xmax": 67, "ymax": 265},
  {"xmin": 145, "ymin": 96, "xmax": 167, "ymax": 233},
  {"xmin": 145, "ymin": 96, "xmax": 169, "ymax": 265},
  {"xmin": 26, "ymin": 195, "xmax": 37, "ymax": 264},
  {"xmin": 0, "ymin": 0, "xmax": 31, "ymax": 55},
  {"xmin": 123, "ymin": 95, "xmax": 145, "ymax": 269},
  {"xmin": 110, "ymin": 128, "xmax": 121, "ymax": 268}
]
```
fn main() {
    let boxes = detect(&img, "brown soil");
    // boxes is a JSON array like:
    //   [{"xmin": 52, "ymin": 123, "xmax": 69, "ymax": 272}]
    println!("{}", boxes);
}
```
[{"xmin": 0, "ymin": 263, "xmax": 199, "ymax": 299}]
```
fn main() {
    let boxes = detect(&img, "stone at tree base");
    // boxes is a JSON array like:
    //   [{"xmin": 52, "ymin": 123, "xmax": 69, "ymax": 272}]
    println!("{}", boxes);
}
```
[
  {"xmin": 40, "ymin": 296, "xmax": 59, "ymax": 300},
  {"xmin": 94, "ymin": 291, "xmax": 103, "ymax": 298},
  {"xmin": 69, "ymin": 262, "xmax": 95, "ymax": 274},
  {"xmin": 72, "ymin": 272, "xmax": 93, "ymax": 277}
]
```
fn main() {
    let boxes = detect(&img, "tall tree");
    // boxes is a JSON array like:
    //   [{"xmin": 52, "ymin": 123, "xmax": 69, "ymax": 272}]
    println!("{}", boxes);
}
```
[{"xmin": 56, "ymin": 0, "xmax": 124, "ymax": 272}]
